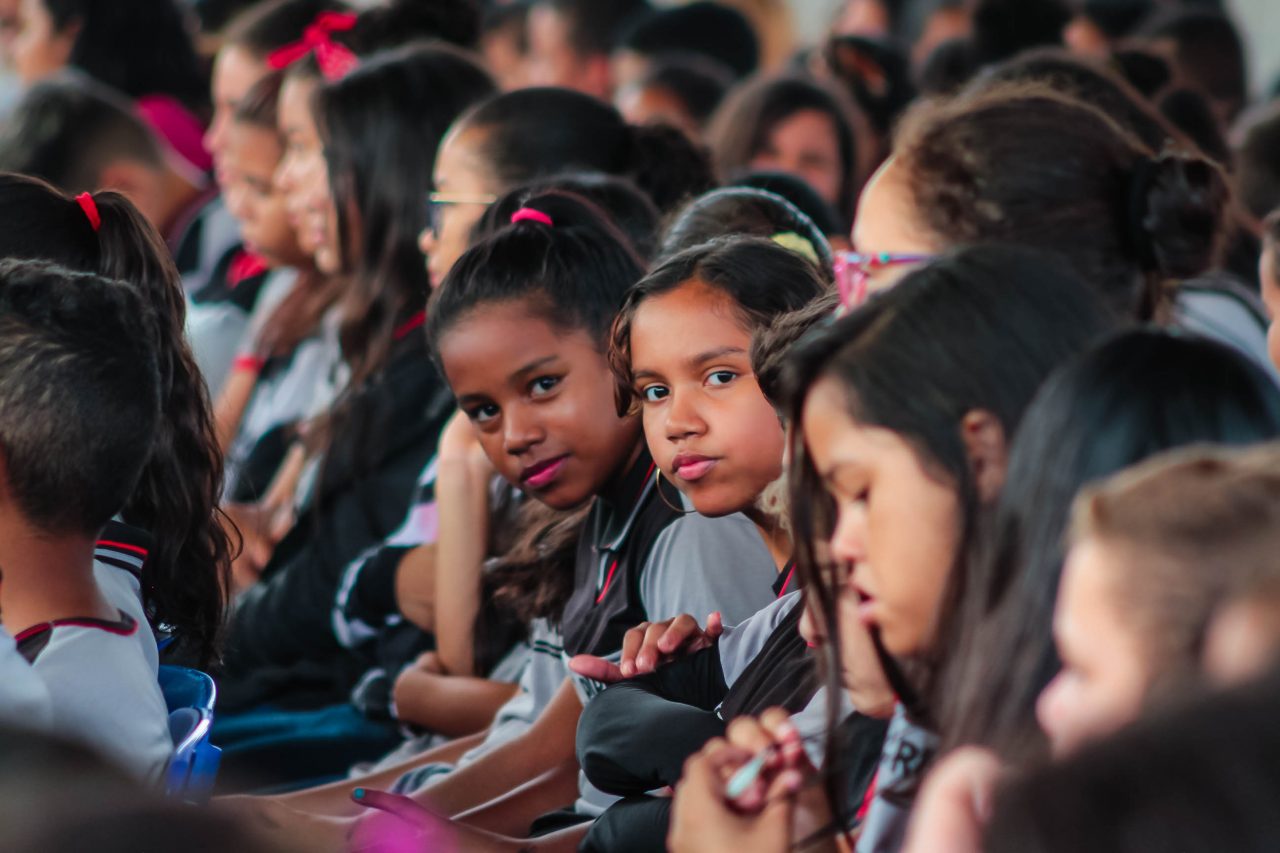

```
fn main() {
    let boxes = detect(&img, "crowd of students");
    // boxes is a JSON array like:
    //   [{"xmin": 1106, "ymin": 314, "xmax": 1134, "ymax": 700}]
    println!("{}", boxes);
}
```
[{"xmin": 0, "ymin": 0, "xmax": 1279, "ymax": 850}]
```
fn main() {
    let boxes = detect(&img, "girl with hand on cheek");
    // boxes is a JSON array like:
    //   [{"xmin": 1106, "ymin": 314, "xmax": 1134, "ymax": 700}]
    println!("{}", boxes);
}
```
[{"xmin": 669, "ymin": 245, "xmax": 1114, "ymax": 853}]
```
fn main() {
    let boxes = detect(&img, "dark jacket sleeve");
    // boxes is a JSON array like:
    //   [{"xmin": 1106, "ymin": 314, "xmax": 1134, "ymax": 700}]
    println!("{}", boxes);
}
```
[
  {"xmin": 218, "ymin": 344, "xmax": 454, "ymax": 711},
  {"xmin": 576, "ymin": 643, "xmax": 730, "ymax": 795}
]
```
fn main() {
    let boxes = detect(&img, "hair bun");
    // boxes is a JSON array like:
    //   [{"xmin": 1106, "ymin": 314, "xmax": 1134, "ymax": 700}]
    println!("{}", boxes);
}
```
[{"xmin": 1128, "ymin": 151, "xmax": 1228, "ymax": 281}]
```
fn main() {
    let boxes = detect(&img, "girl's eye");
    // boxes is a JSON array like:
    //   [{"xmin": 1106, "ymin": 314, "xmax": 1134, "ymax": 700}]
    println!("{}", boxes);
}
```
[
  {"xmin": 707, "ymin": 370, "xmax": 737, "ymax": 387},
  {"xmin": 530, "ymin": 375, "xmax": 560, "ymax": 397},
  {"xmin": 465, "ymin": 403, "xmax": 500, "ymax": 425},
  {"xmin": 641, "ymin": 384, "xmax": 669, "ymax": 403}
]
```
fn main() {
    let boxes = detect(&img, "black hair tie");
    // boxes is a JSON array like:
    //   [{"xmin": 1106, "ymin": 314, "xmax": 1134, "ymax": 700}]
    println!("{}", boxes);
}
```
[{"xmin": 1126, "ymin": 154, "xmax": 1163, "ymax": 273}]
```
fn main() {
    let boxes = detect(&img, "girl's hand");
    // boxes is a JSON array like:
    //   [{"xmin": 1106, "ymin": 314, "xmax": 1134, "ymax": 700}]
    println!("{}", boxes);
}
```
[
  {"xmin": 568, "ymin": 611, "xmax": 723, "ymax": 683},
  {"xmin": 902, "ymin": 746, "xmax": 1003, "ymax": 853},
  {"xmin": 669, "ymin": 710, "xmax": 808, "ymax": 853},
  {"xmin": 346, "ymin": 788, "xmax": 458, "ymax": 853},
  {"xmin": 437, "ymin": 409, "xmax": 492, "ymax": 474}
]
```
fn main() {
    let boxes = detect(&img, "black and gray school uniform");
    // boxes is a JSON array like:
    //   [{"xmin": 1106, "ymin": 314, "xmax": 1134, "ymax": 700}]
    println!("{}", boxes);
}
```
[
  {"xmin": 375, "ymin": 450, "xmax": 776, "ymax": 815},
  {"xmin": 559, "ymin": 451, "xmax": 780, "ymax": 817},
  {"xmin": 186, "ymin": 246, "xmax": 275, "ymax": 397},
  {"xmin": 855, "ymin": 706, "xmax": 939, "ymax": 853},
  {"xmin": 218, "ymin": 313, "xmax": 456, "ymax": 714},
  {"xmin": 578, "ymin": 583, "xmax": 888, "ymax": 851}
]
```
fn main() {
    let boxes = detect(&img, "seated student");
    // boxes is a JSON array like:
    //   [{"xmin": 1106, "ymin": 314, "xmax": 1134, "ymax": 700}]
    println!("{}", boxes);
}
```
[
  {"xmin": 421, "ymin": 84, "xmax": 714, "ymax": 288},
  {"xmin": 0, "ymin": 75, "xmax": 254, "ymax": 392},
  {"xmin": 212, "ymin": 45, "xmax": 495, "ymax": 770},
  {"xmin": 229, "ymin": 174, "xmax": 662, "ymax": 798},
  {"xmin": 906, "ymin": 442, "xmax": 1280, "ymax": 853},
  {"xmin": 0, "ymin": 259, "xmax": 170, "ymax": 784},
  {"xmin": 0, "ymin": 176, "xmax": 229, "ymax": 673},
  {"xmin": 982, "ymin": 663, "xmax": 1280, "ymax": 853},
  {"xmin": 611, "ymin": 1, "xmax": 760, "ymax": 93},
  {"xmin": 525, "ymin": 0, "xmax": 653, "ymax": 99},
  {"xmin": 1038, "ymin": 443, "xmax": 1280, "ymax": 757},
  {"xmin": 571, "ymin": 239, "xmax": 885, "ymax": 852},
  {"xmin": 667, "ymin": 246, "xmax": 1116, "ymax": 853},
  {"xmin": 241, "ymin": 191, "xmax": 777, "ymax": 849},
  {"xmin": 478, "ymin": 2, "xmax": 531, "ymax": 91},
  {"xmin": 0, "ymin": 76, "xmax": 202, "ymax": 245},
  {"xmin": 614, "ymin": 56, "xmax": 733, "ymax": 143},
  {"xmin": 215, "ymin": 71, "xmax": 341, "ymax": 502},
  {"xmin": 7, "ymin": 0, "xmax": 213, "ymax": 227},
  {"xmin": 189, "ymin": 0, "xmax": 348, "ymax": 298},
  {"xmin": 708, "ymin": 73, "xmax": 866, "ymax": 230},
  {"xmin": 1135, "ymin": 6, "xmax": 1247, "ymax": 126},
  {"xmin": 937, "ymin": 331, "xmax": 1280, "ymax": 766}
]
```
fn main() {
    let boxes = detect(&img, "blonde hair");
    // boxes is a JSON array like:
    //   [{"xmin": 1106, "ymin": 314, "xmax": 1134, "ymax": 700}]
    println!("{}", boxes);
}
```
[{"xmin": 1069, "ymin": 442, "xmax": 1280, "ymax": 691}]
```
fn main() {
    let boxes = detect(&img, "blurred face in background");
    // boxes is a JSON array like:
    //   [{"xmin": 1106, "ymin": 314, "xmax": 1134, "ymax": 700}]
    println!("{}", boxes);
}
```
[
  {"xmin": 275, "ymin": 74, "xmax": 339, "ymax": 274},
  {"xmin": 224, "ymin": 120, "xmax": 304, "ymax": 267},
  {"xmin": 206, "ymin": 44, "xmax": 268, "ymax": 171},
  {"xmin": 10, "ymin": 0, "xmax": 73, "ymax": 84}
]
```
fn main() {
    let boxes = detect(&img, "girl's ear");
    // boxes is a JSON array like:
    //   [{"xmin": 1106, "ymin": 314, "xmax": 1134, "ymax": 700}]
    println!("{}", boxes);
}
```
[{"xmin": 960, "ymin": 409, "xmax": 1007, "ymax": 503}]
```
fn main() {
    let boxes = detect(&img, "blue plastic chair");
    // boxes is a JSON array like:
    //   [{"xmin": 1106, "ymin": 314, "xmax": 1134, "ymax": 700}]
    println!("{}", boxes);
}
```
[{"xmin": 158, "ymin": 665, "xmax": 221, "ymax": 803}]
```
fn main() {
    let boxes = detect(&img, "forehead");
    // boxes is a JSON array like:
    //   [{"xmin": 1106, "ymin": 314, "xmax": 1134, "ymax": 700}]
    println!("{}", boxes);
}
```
[
  {"xmin": 768, "ymin": 109, "xmax": 838, "ymax": 145},
  {"xmin": 630, "ymin": 283, "xmax": 749, "ymax": 352},
  {"xmin": 278, "ymin": 77, "xmax": 318, "ymax": 127},
  {"xmin": 438, "ymin": 300, "xmax": 595, "ymax": 387},
  {"xmin": 851, "ymin": 158, "xmax": 937, "ymax": 256},
  {"xmin": 800, "ymin": 376, "xmax": 861, "ymax": 452}
]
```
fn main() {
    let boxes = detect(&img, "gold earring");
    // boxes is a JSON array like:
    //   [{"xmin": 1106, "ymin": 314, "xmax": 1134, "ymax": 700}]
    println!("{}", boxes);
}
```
[{"xmin": 654, "ymin": 469, "xmax": 694, "ymax": 515}]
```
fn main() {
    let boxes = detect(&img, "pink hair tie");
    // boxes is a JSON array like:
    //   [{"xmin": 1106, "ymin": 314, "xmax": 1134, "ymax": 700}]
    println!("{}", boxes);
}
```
[
  {"xmin": 76, "ymin": 192, "xmax": 101, "ymax": 232},
  {"xmin": 510, "ymin": 208, "xmax": 553, "ymax": 227},
  {"xmin": 267, "ymin": 11, "xmax": 360, "ymax": 81}
]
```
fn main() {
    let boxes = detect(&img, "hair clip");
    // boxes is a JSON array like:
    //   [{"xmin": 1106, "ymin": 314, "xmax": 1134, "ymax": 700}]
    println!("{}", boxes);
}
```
[
  {"xmin": 510, "ymin": 208, "xmax": 553, "ymax": 227},
  {"xmin": 267, "ymin": 11, "xmax": 360, "ymax": 82},
  {"xmin": 770, "ymin": 231, "xmax": 820, "ymax": 264},
  {"xmin": 76, "ymin": 192, "xmax": 101, "ymax": 232}
]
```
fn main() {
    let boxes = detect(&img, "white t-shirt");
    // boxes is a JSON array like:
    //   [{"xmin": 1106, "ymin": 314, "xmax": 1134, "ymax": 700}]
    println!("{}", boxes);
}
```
[
  {"xmin": 18, "ymin": 541, "xmax": 170, "ymax": 786},
  {"xmin": 0, "ymin": 627, "xmax": 50, "ymax": 731}
]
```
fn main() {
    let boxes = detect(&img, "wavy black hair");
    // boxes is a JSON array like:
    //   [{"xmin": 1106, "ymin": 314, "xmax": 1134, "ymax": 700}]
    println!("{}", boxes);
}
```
[{"xmin": 0, "ymin": 174, "xmax": 231, "ymax": 667}]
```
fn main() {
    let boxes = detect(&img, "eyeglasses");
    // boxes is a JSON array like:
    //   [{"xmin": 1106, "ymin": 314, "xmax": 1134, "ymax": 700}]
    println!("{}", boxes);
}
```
[
  {"xmin": 833, "ymin": 251, "xmax": 932, "ymax": 313},
  {"xmin": 425, "ymin": 191, "xmax": 498, "ymax": 235}
]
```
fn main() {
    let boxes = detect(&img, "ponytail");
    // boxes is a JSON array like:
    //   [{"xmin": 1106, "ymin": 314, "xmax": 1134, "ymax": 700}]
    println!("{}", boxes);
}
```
[
  {"xmin": 1128, "ymin": 150, "xmax": 1228, "ymax": 293},
  {"xmin": 87, "ymin": 192, "xmax": 232, "ymax": 667},
  {"xmin": 427, "ymin": 189, "xmax": 646, "ymax": 358}
]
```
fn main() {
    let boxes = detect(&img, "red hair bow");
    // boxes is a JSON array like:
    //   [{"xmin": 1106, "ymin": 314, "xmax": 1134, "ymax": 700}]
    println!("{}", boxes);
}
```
[{"xmin": 266, "ymin": 12, "xmax": 359, "ymax": 81}]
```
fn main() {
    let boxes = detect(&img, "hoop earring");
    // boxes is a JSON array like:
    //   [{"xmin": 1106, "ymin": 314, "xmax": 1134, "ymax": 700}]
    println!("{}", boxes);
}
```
[{"xmin": 655, "ymin": 469, "xmax": 695, "ymax": 515}]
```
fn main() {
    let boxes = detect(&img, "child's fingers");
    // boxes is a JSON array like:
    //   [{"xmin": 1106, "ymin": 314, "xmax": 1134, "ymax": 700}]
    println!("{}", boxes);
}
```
[
  {"xmin": 619, "ymin": 621, "xmax": 652, "ymax": 676},
  {"xmin": 657, "ymin": 613, "xmax": 704, "ymax": 654},
  {"xmin": 568, "ymin": 654, "xmax": 624, "ymax": 683},
  {"xmin": 350, "ymin": 788, "xmax": 431, "ymax": 827},
  {"xmin": 725, "ymin": 715, "xmax": 781, "ymax": 758},
  {"xmin": 706, "ymin": 611, "xmax": 724, "ymax": 638},
  {"xmin": 764, "ymin": 768, "xmax": 806, "ymax": 802},
  {"xmin": 759, "ymin": 708, "xmax": 810, "ymax": 771},
  {"xmin": 635, "ymin": 620, "xmax": 675, "ymax": 672},
  {"xmin": 688, "ymin": 737, "xmax": 756, "ymax": 781}
]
